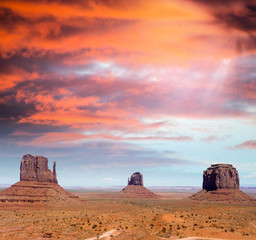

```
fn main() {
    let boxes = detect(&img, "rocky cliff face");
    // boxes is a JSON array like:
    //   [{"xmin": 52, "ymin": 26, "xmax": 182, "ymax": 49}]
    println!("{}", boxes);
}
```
[
  {"xmin": 203, "ymin": 164, "xmax": 239, "ymax": 191},
  {"xmin": 20, "ymin": 154, "xmax": 57, "ymax": 183},
  {"xmin": 190, "ymin": 163, "xmax": 254, "ymax": 202},
  {"xmin": 128, "ymin": 172, "xmax": 143, "ymax": 186}
]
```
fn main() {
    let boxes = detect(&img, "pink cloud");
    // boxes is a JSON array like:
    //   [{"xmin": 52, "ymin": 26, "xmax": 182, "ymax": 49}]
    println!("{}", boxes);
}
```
[
  {"xmin": 233, "ymin": 140, "xmax": 256, "ymax": 150},
  {"xmin": 201, "ymin": 135, "xmax": 230, "ymax": 143},
  {"xmin": 15, "ymin": 131, "xmax": 192, "ymax": 147}
]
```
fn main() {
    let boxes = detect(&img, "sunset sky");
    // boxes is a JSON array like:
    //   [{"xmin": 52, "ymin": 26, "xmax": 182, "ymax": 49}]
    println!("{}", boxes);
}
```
[{"xmin": 0, "ymin": 0, "xmax": 255, "ymax": 187}]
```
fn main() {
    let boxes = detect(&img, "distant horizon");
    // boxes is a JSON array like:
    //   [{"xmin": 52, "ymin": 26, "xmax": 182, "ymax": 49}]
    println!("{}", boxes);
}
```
[{"xmin": 1, "ymin": 183, "xmax": 256, "ymax": 189}]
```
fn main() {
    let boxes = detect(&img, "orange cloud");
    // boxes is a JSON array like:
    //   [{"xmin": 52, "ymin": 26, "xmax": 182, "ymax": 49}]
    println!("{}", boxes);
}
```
[
  {"xmin": 0, "ymin": 68, "xmax": 39, "ymax": 91},
  {"xmin": 2, "ymin": 0, "xmax": 251, "ymax": 66},
  {"xmin": 0, "ymin": 0, "xmax": 255, "ymax": 128}
]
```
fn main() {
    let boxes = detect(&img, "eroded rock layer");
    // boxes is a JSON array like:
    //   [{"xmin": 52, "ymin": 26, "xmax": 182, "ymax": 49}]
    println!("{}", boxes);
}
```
[
  {"xmin": 190, "ymin": 189, "xmax": 255, "ymax": 202},
  {"xmin": 0, "ymin": 181, "xmax": 79, "ymax": 203},
  {"xmin": 120, "ymin": 185, "xmax": 159, "ymax": 199}
]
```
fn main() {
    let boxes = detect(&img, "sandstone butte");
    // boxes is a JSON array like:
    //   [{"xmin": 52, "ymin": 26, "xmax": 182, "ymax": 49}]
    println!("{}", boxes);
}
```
[
  {"xmin": 190, "ymin": 164, "xmax": 255, "ymax": 202},
  {"xmin": 0, "ymin": 154, "xmax": 81, "ymax": 204},
  {"xmin": 119, "ymin": 172, "xmax": 159, "ymax": 199}
]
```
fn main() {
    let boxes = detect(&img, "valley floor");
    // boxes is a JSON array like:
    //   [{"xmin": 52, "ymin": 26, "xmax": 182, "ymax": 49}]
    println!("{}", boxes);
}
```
[{"xmin": 0, "ymin": 192, "xmax": 255, "ymax": 240}]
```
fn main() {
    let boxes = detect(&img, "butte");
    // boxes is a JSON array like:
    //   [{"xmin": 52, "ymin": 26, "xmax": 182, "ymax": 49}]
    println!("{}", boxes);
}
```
[
  {"xmin": 190, "ymin": 164, "xmax": 255, "ymax": 202},
  {"xmin": 119, "ymin": 172, "xmax": 159, "ymax": 199},
  {"xmin": 0, "ymin": 154, "xmax": 81, "ymax": 204}
]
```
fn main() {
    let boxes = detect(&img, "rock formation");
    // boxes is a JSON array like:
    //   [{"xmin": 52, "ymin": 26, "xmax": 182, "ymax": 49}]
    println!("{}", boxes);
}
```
[
  {"xmin": 190, "ymin": 164, "xmax": 255, "ymax": 202},
  {"xmin": 0, "ymin": 154, "xmax": 81, "ymax": 204},
  {"xmin": 120, "ymin": 172, "xmax": 159, "ymax": 199},
  {"xmin": 20, "ymin": 154, "xmax": 57, "ymax": 183},
  {"xmin": 203, "ymin": 164, "xmax": 239, "ymax": 191},
  {"xmin": 128, "ymin": 172, "xmax": 143, "ymax": 186}
]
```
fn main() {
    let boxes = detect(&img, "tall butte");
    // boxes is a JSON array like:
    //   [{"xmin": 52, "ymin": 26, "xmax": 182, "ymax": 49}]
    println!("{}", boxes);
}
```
[
  {"xmin": 190, "ymin": 164, "xmax": 255, "ymax": 202},
  {"xmin": 120, "ymin": 172, "xmax": 159, "ymax": 198},
  {"xmin": 20, "ymin": 154, "xmax": 58, "ymax": 183},
  {"xmin": 0, "ymin": 154, "xmax": 80, "ymax": 204}
]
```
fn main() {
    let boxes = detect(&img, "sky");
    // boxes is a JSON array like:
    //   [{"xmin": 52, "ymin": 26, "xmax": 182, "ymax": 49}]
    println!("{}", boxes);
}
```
[{"xmin": 0, "ymin": 0, "xmax": 255, "ymax": 187}]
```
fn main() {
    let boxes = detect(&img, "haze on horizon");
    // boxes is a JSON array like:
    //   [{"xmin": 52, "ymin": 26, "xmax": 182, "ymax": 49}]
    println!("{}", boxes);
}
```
[{"xmin": 0, "ymin": 0, "xmax": 255, "ymax": 187}]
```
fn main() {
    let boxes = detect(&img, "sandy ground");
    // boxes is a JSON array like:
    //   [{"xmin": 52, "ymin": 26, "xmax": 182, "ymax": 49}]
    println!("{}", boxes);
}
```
[
  {"xmin": 72, "ymin": 192, "xmax": 194, "ymax": 200},
  {"xmin": 0, "ymin": 190, "xmax": 255, "ymax": 240}
]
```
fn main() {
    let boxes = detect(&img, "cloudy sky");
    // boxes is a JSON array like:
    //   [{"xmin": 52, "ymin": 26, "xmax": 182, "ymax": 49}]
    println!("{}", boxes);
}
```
[{"xmin": 0, "ymin": 0, "xmax": 255, "ymax": 187}]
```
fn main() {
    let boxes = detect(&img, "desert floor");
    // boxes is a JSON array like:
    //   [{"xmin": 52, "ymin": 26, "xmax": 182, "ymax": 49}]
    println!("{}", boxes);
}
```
[{"xmin": 0, "ymin": 191, "xmax": 255, "ymax": 240}]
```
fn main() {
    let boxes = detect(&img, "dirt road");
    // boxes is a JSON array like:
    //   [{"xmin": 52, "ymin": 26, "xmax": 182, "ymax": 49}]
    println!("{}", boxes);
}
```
[
  {"xmin": 86, "ymin": 230, "xmax": 225, "ymax": 240},
  {"xmin": 85, "ymin": 229, "xmax": 122, "ymax": 240}
]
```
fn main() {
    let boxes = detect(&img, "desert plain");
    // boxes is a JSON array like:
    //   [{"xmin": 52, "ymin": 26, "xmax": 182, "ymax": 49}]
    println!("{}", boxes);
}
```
[{"xmin": 0, "ymin": 189, "xmax": 256, "ymax": 240}]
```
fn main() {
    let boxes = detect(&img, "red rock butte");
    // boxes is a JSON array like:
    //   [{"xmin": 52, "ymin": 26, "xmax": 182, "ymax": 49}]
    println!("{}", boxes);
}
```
[
  {"xmin": 0, "ymin": 154, "xmax": 80, "ymax": 204},
  {"xmin": 120, "ymin": 172, "xmax": 159, "ymax": 199},
  {"xmin": 20, "ymin": 154, "xmax": 58, "ymax": 183},
  {"xmin": 190, "ymin": 164, "xmax": 255, "ymax": 202}
]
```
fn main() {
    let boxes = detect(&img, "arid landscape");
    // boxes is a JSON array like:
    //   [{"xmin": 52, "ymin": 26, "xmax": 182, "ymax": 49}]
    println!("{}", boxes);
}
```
[
  {"xmin": 0, "ymin": 190, "xmax": 256, "ymax": 240},
  {"xmin": 1, "ymin": 155, "xmax": 256, "ymax": 240}
]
